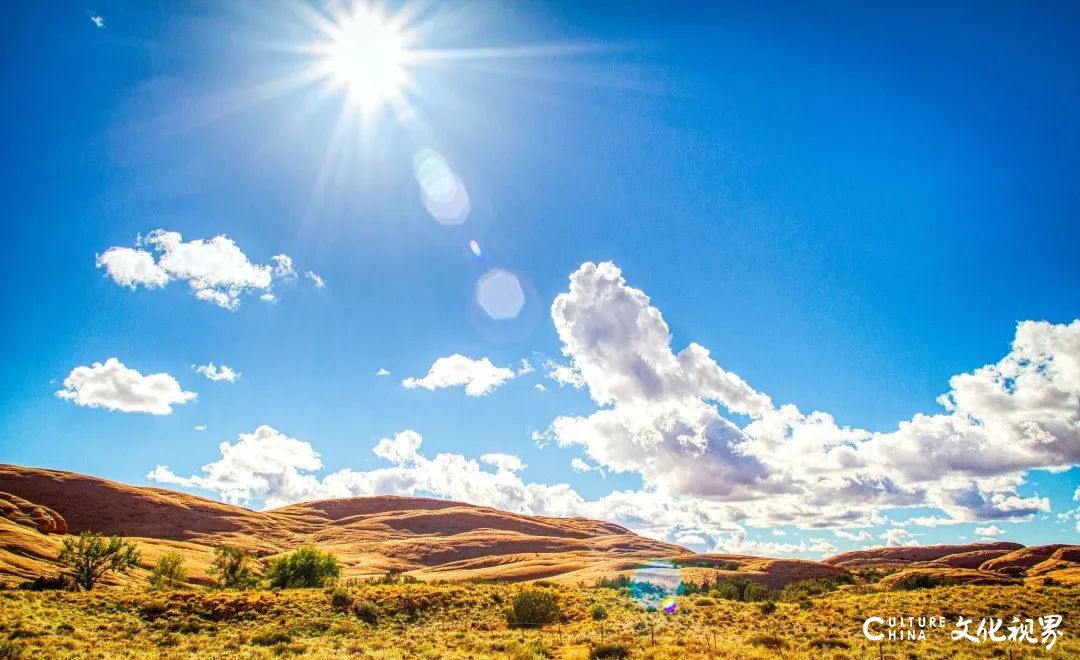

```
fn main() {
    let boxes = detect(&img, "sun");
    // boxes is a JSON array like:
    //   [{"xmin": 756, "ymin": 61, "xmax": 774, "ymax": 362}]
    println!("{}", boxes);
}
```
[{"xmin": 313, "ymin": 5, "xmax": 412, "ymax": 112}]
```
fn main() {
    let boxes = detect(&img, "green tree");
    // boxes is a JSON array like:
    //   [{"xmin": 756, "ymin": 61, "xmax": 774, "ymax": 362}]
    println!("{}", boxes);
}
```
[
  {"xmin": 265, "ymin": 546, "xmax": 341, "ymax": 588},
  {"xmin": 57, "ymin": 531, "xmax": 140, "ymax": 591},
  {"xmin": 208, "ymin": 545, "xmax": 258, "ymax": 589},
  {"xmin": 147, "ymin": 551, "xmax": 187, "ymax": 590}
]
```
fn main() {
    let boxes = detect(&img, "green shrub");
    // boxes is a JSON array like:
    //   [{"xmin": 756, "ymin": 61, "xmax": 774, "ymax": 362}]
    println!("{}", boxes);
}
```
[
  {"xmin": 329, "ymin": 588, "xmax": 353, "ymax": 613},
  {"xmin": 713, "ymin": 579, "xmax": 744, "ymax": 601},
  {"xmin": 265, "ymin": 547, "xmax": 341, "ymax": 589},
  {"xmin": 505, "ymin": 589, "xmax": 560, "ymax": 628},
  {"xmin": 743, "ymin": 582, "xmax": 772, "ymax": 602},
  {"xmin": 352, "ymin": 601, "xmax": 381, "ymax": 625},
  {"xmin": 591, "ymin": 605, "xmax": 607, "ymax": 621},
  {"xmin": 17, "ymin": 576, "xmax": 70, "ymax": 591},
  {"xmin": 808, "ymin": 638, "xmax": 851, "ymax": 649},
  {"xmin": 891, "ymin": 573, "xmax": 954, "ymax": 590},
  {"xmin": 208, "ymin": 545, "xmax": 258, "ymax": 590},
  {"xmin": 590, "ymin": 642, "xmax": 630, "ymax": 659},
  {"xmin": 759, "ymin": 600, "xmax": 777, "ymax": 615},
  {"xmin": 148, "ymin": 552, "xmax": 186, "ymax": 590}
]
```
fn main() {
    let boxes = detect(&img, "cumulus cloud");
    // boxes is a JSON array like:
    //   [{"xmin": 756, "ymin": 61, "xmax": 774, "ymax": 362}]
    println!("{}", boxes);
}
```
[
  {"xmin": 150, "ymin": 426, "xmax": 582, "ymax": 515},
  {"xmin": 545, "ymin": 261, "xmax": 1079, "ymax": 530},
  {"xmin": 96, "ymin": 230, "xmax": 314, "ymax": 309},
  {"xmin": 143, "ymin": 261, "xmax": 1080, "ymax": 554},
  {"xmin": 535, "ymin": 384, "xmax": 547, "ymax": 392},
  {"xmin": 194, "ymin": 425, "xmax": 207, "ymax": 432},
  {"xmin": 880, "ymin": 528, "xmax": 919, "ymax": 547},
  {"xmin": 974, "ymin": 524, "xmax": 1006, "ymax": 538},
  {"xmin": 480, "ymin": 453, "xmax": 526, "ymax": 472},
  {"xmin": 194, "ymin": 362, "xmax": 239, "ymax": 382},
  {"xmin": 712, "ymin": 531, "xmax": 837, "ymax": 557},
  {"xmin": 56, "ymin": 358, "xmax": 196, "ymax": 415},
  {"xmin": 375, "ymin": 368, "xmax": 391, "ymax": 376},
  {"xmin": 402, "ymin": 354, "xmax": 516, "ymax": 396}
]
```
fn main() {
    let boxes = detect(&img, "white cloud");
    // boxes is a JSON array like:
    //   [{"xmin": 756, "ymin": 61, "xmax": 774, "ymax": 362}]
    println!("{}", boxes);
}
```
[
  {"xmin": 517, "ymin": 359, "xmax": 535, "ymax": 376},
  {"xmin": 376, "ymin": 368, "xmax": 391, "ymax": 377},
  {"xmin": 480, "ymin": 453, "xmax": 526, "ymax": 472},
  {"xmin": 880, "ymin": 528, "xmax": 919, "ymax": 547},
  {"xmin": 56, "ymin": 358, "xmax": 196, "ymax": 415},
  {"xmin": 305, "ymin": 271, "xmax": 325, "ymax": 288},
  {"xmin": 96, "ymin": 230, "xmax": 313, "ymax": 309},
  {"xmin": 771, "ymin": 529, "xmax": 786, "ymax": 536},
  {"xmin": 544, "ymin": 261, "xmax": 1078, "ymax": 529},
  {"xmin": 570, "ymin": 457, "xmax": 604, "ymax": 477},
  {"xmin": 151, "ymin": 426, "xmax": 583, "ymax": 515},
  {"xmin": 546, "ymin": 362, "xmax": 585, "ymax": 389},
  {"xmin": 974, "ymin": 524, "xmax": 1006, "ymax": 538},
  {"xmin": 1074, "ymin": 486, "xmax": 1080, "ymax": 501},
  {"xmin": 402, "ymin": 354, "xmax": 516, "ymax": 396},
  {"xmin": 535, "ymin": 383, "xmax": 546, "ymax": 392},
  {"xmin": 90, "ymin": 15, "xmax": 105, "ymax": 28},
  {"xmin": 193, "ymin": 362, "xmax": 239, "ymax": 382},
  {"xmin": 194, "ymin": 425, "xmax": 207, "ymax": 432},
  {"xmin": 712, "ymin": 531, "xmax": 837, "ymax": 557},
  {"xmin": 833, "ymin": 529, "xmax": 872, "ymax": 542}
]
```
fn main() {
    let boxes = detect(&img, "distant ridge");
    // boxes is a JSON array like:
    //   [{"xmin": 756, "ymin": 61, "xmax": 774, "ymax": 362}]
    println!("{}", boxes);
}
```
[{"xmin": 3, "ymin": 464, "xmax": 1077, "ymax": 589}]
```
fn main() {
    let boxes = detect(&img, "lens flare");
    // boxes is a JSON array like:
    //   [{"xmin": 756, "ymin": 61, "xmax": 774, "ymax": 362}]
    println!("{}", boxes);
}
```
[
  {"xmin": 628, "ymin": 561, "xmax": 684, "ymax": 611},
  {"xmin": 476, "ymin": 268, "xmax": 525, "ymax": 319},
  {"xmin": 413, "ymin": 148, "xmax": 471, "ymax": 224}
]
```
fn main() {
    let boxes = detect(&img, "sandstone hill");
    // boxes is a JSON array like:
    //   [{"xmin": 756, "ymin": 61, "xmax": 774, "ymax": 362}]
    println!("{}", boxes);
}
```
[{"xmin": 0, "ymin": 464, "xmax": 848, "ymax": 589}]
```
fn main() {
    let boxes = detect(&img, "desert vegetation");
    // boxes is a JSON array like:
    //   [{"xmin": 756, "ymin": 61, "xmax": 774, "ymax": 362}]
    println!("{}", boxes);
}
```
[{"xmin": 1, "ymin": 575, "xmax": 1077, "ymax": 658}]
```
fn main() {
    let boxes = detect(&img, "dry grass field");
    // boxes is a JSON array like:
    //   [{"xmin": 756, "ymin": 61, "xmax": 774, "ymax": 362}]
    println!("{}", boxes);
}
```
[{"xmin": 1, "ymin": 580, "xmax": 1077, "ymax": 659}]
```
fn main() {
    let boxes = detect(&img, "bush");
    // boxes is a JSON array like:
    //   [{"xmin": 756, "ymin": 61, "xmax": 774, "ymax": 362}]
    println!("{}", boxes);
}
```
[
  {"xmin": 759, "ymin": 600, "xmax": 777, "ymax": 615},
  {"xmin": 590, "ymin": 642, "xmax": 630, "ymax": 659},
  {"xmin": 329, "ymin": 588, "xmax": 353, "ymax": 613},
  {"xmin": 208, "ymin": 545, "xmax": 258, "ymax": 590},
  {"xmin": 18, "ymin": 575, "xmax": 70, "ymax": 591},
  {"xmin": 891, "ymin": 573, "xmax": 953, "ymax": 590},
  {"xmin": 808, "ymin": 638, "xmax": 851, "ymax": 649},
  {"xmin": 505, "ymin": 588, "xmax": 560, "ymax": 628},
  {"xmin": 713, "ymin": 580, "xmax": 742, "ymax": 601},
  {"xmin": 352, "ymin": 601, "xmax": 381, "ymax": 625},
  {"xmin": 265, "ymin": 547, "xmax": 341, "ymax": 589},
  {"xmin": 694, "ymin": 597, "xmax": 715, "ymax": 606},
  {"xmin": 591, "ymin": 604, "xmax": 607, "ymax": 621},
  {"xmin": 0, "ymin": 640, "xmax": 23, "ymax": 660},
  {"xmin": 743, "ymin": 582, "xmax": 772, "ymax": 602},
  {"xmin": 148, "ymin": 552, "xmax": 186, "ymax": 590},
  {"xmin": 58, "ymin": 531, "xmax": 140, "ymax": 591}
]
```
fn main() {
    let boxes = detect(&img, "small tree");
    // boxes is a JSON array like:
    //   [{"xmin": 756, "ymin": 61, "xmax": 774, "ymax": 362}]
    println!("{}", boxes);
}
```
[
  {"xmin": 208, "ymin": 545, "xmax": 258, "ymax": 590},
  {"xmin": 265, "ymin": 546, "xmax": 341, "ymax": 588},
  {"xmin": 58, "ymin": 531, "xmax": 140, "ymax": 591},
  {"xmin": 148, "ymin": 551, "xmax": 187, "ymax": 590}
]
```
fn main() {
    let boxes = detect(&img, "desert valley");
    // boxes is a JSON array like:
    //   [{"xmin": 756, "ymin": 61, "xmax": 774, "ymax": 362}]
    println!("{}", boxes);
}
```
[{"xmin": 1, "ymin": 463, "xmax": 1077, "ymax": 658}]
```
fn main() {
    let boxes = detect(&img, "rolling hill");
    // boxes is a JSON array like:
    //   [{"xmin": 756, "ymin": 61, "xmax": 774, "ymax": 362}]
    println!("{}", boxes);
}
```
[{"xmin": 3, "ymin": 464, "xmax": 1077, "ymax": 591}]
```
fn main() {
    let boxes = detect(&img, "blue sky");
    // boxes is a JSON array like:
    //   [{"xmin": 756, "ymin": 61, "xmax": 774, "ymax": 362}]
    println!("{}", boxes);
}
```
[{"xmin": 1, "ymin": 1, "xmax": 1078, "ymax": 557}]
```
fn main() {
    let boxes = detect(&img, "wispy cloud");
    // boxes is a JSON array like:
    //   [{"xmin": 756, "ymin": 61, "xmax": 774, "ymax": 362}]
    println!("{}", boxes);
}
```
[{"xmin": 193, "ymin": 362, "xmax": 239, "ymax": 383}]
